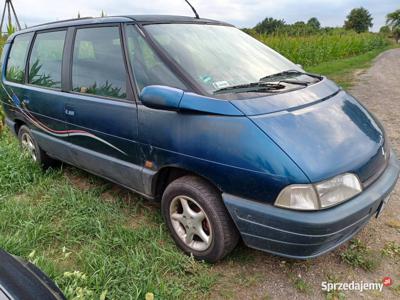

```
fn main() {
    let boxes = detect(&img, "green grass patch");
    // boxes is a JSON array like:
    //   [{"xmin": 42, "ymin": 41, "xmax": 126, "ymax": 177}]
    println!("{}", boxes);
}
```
[
  {"xmin": 0, "ymin": 130, "xmax": 216, "ymax": 299},
  {"xmin": 381, "ymin": 241, "xmax": 400, "ymax": 258},
  {"xmin": 293, "ymin": 277, "xmax": 312, "ymax": 294},
  {"xmin": 340, "ymin": 239, "xmax": 379, "ymax": 271},
  {"xmin": 0, "ymin": 105, "xmax": 4, "ymax": 133}
]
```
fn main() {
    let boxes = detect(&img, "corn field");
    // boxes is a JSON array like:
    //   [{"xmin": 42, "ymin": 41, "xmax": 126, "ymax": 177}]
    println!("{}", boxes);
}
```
[{"xmin": 258, "ymin": 31, "xmax": 389, "ymax": 67}]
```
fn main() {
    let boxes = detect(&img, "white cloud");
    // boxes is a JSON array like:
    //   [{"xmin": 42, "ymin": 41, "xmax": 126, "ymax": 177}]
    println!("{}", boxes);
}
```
[{"xmin": 6, "ymin": 0, "xmax": 399, "ymax": 31}]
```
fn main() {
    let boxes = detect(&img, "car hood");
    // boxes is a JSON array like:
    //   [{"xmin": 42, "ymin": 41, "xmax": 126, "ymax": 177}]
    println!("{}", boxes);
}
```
[
  {"xmin": 229, "ymin": 77, "xmax": 340, "ymax": 115},
  {"xmin": 230, "ymin": 80, "xmax": 387, "ymax": 183}
]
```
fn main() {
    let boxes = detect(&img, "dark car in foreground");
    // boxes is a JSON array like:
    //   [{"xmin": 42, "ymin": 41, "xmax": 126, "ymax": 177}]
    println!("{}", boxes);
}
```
[
  {"xmin": 0, "ymin": 249, "xmax": 65, "ymax": 300},
  {"xmin": 1, "ymin": 15, "xmax": 399, "ymax": 262}
]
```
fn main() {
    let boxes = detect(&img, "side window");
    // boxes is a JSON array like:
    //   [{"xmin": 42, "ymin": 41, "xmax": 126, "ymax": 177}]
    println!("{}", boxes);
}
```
[
  {"xmin": 6, "ymin": 33, "xmax": 33, "ymax": 83},
  {"xmin": 28, "ymin": 30, "xmax": 66, "ymax": 89},
  {"xmin": 72, "ymin": 27, "xmax": 127, "ymax": 99},
  {"xmin": 126, "ymin": 25, "xmax": 186, "ymax": 92}
]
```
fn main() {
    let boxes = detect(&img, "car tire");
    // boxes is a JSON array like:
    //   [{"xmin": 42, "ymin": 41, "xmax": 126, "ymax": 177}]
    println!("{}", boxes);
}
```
[
  {"xmin": 18, "ymin": 125, "xmax": 58, "ymax": 169},
  {"xmin": 162, "ymin": 175, "xmax": 239, "ymax": 262}
]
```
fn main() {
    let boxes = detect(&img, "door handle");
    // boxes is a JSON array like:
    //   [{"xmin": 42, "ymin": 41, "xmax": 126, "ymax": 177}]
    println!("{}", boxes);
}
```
[
  {"xmin": 22, "ymin": 99, "xmax": 30, "ymax": 105},
  {"xmin": 64, "ymin": 109, "xmax": 75, "ymax": 117}
]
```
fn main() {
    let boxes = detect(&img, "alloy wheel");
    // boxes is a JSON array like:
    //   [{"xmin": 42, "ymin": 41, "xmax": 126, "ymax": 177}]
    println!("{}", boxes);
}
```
[
  {"xmin": 169, "ymin": 195, "xmax": 213, "ymax": 252},
  {"xmin": 21, "ymin": 133, "xmax": 37, "ymax": 162}
]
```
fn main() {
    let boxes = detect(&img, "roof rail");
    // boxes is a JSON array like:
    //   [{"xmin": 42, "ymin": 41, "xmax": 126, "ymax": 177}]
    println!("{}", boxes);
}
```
[{"xmin": 26, "ymin": 17, "xmax": 94, "ymax": 29}]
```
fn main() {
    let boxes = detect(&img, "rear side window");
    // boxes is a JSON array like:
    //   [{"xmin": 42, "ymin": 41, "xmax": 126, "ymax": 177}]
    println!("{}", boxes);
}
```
[
  {"xmin": 72, "ymin": 27, "xmax": 127, "ymax": 99},
  {"xmin": 6, "ymin": 33, "xmax": 33, "ymax": 83},
  {"xmin": 126, "ymin": 25, "xmax": 186, "ymax": 92},
  {"xmin": 28, "ymin": 30, "xmax": 66, "ymax": 89}
]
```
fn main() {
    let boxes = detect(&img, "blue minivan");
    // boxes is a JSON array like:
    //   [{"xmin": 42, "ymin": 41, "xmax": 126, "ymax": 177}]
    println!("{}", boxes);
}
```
[{"xmin": 1, "ymin": 15, "xmax": 399, "ymax": 262}]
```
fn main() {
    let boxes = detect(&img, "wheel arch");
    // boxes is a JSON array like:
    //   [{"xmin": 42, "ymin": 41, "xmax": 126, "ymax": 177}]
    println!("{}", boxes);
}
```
[
  {"xmin": 152, "ymin": 166, "xmax": 222, "ymax": 200},
  {"xmin": 13, "ymin": 118, "xmax": 26, "ymax": 135}
]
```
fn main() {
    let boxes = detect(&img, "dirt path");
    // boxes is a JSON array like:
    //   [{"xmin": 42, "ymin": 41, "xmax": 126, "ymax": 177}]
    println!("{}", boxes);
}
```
[
  {"xmin": 209, "ymin": 49, "xmax": 400, "ymax": 300},
  {"xmin": 351, "ymin": 49, "xmax": 400, "ymax": 153}
]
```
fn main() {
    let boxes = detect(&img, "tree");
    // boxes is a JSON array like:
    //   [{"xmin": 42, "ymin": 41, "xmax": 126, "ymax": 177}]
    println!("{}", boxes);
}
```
[
  {"xmin": 294, "ymin": 21, "xmax": 305, "ymax": 26},
  {"xmin": 393, "ymin": 27, "xmax": 400, "ymax": 43},
  {"xmin": 379, "ymin": 25, "xmax": 391, "ymax": 36},
  {"xmin": 254, "ymin": 17, "xmax": 285, "ymax": 34},
  {"xmin": 386, "ymin": 9, "xmax": 400, "ymax": 43},
  {"xmin": 387, "ymin": 9, "xmax": 400, "ymax": 28},
  {"xmin": 242, "ymin": 28, "xmax": 257, "ymax": 36},
  {"xmin": 344, "ymin": 7, "xmax": 373, "ymax": 33},
  {"xmin": 307, "ymin": 17, "xmax": 321, "ymax": 30}
]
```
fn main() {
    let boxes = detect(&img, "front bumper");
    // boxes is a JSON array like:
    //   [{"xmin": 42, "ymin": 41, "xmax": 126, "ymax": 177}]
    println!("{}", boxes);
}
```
[{"xmin": 223, "ymin": 150, "xmax": 400, "ymax": 259}]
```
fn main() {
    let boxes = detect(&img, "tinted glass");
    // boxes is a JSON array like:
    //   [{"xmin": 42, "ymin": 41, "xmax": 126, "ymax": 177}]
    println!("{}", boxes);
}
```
[
  {"xmin": 29, "ymin": 30, "xmax": 66, "ymax": 89},
  {"xmin": 72, "ymin": 27, "xmax": 127, "ymax": 99},
  {"xmin": 146, "ymin": 24, "xmax": 299, "ymax": 94},
  {"xmin": 6, "ymin": 33, "xmax": 33, "ymax": 83},
  {"xmin": 126, "ymin": 25, "xmax": 186, "ymax": 92}
]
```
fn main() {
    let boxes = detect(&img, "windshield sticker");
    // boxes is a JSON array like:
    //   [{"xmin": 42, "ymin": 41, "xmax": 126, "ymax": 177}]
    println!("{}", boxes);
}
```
[
  {"xmin": 200, "ymin": 75, "xmax": 213, "ymax": 84},
  {"xmin": 213, "ymin": 81, "xmax": 230, "ymax": 89}
]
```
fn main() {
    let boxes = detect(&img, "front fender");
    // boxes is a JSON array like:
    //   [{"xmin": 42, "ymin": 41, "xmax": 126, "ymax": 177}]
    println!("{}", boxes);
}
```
[{"xmin": 138, "ymin": 104, "xmax": 309, "ymax": 202}]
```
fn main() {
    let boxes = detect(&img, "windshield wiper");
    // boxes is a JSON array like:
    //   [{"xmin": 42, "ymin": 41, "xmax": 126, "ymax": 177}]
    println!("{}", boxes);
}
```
[
  {"xmin": 213, "ymin": 82, "xmax": 285, "ymax": 95},
  {"xmin": 278, "ymin": 79, "xmax": 311, "ymax": 86},
  {"xmin": 259, "ymin": 70, "xmax": 322, "ymax": 83}
]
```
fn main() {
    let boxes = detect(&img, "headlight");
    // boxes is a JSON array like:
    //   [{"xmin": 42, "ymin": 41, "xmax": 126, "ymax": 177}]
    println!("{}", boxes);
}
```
[{"xmin": 275, "ymin": 173, "xmax": 362, "ymax": 210}]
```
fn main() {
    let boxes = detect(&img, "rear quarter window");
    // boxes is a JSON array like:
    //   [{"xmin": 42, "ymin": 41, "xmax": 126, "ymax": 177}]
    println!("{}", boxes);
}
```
[{"xmin": 6, "ymin": 32, "xmax": 33, "ymax": 83}]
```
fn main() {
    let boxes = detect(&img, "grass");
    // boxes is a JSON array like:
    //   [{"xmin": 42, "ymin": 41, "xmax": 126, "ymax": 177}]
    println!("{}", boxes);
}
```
[
  {"xmin": 293, "ymin": 277, "xmax": 311, "ymax": 294},
  {"xmin": 340, "ymin": 239, "xmax": 379, "ymax": 271},
  {"xmin": 381, "ymin": 241, "xmax": 400, "ymax": 258},
  {"xmin": 0, "ymin": 131, "xmax": 217, "ymax": 299}
]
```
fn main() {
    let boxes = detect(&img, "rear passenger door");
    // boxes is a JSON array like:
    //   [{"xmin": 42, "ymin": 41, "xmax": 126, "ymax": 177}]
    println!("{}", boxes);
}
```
[
  {"xmin": 24, "ymin": 30, "xmax": 70, "ymax": 147},
  {"xmin": 63, "ymin": 25, "xmax": 144, "ymax": 192}
]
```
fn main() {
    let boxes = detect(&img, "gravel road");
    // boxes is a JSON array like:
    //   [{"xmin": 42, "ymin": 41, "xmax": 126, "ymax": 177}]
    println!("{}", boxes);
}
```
[{"xmin": 350, "ymin": 48, "xmax": 400, "ymax": 154}]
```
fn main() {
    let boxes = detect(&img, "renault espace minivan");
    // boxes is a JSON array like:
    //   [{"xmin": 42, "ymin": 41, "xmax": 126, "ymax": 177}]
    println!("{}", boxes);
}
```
[{"xmin": 1, "ymin": 15, "xmax": 399, "ymax": 262}]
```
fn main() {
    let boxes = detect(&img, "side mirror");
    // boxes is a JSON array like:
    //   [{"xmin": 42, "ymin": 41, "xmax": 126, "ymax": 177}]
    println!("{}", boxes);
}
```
[{"xmin": 139, "ymin": 86, "xmax": 184, "ymax": 110}]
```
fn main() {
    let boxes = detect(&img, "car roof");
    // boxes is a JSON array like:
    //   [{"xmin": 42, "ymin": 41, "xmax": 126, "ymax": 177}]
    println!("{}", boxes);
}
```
[
  {"xmin": 8, "ymin": 15, "xmax": 232, "ymax": 41},
  {"xmin": 128, "ymin": 15, "xmax": 230, "ymax": 25}
]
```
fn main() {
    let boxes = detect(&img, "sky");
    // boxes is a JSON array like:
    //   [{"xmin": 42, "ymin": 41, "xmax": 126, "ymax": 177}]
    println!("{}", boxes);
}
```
[{"xmin": 3, "ymin": 0, "xmax": 399, "ymax": 32}]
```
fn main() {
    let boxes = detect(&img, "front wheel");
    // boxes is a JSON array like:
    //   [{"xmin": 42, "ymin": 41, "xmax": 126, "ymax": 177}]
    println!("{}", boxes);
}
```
[{"xmin": 162, "ymin": 175, "xmax": 239, "ymax": 263}]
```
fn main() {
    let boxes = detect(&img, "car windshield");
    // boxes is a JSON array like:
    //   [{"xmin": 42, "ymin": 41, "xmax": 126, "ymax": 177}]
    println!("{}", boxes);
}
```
[{"xmin": 145, "ymin": 23, "xmax": 301, "ymax": 94}]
